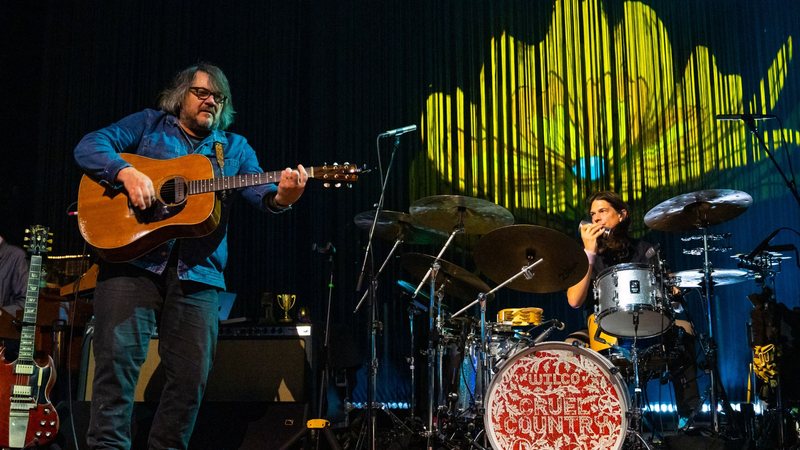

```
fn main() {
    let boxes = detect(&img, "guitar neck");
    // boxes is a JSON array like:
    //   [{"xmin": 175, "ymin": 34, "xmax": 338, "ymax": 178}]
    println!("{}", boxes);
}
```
[
  {"xmin": 18, "ymin": 254, "xmax": 41, "ymax": 365},
  {"xmin": 188, "ymin": 170, "xmax": 284, "ymax": 194}
]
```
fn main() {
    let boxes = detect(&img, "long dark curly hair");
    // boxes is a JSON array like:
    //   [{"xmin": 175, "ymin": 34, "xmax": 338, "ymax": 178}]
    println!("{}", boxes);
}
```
[{"xmin": 587, "ymin": 191, "xmax": 634, "ymax": 264}]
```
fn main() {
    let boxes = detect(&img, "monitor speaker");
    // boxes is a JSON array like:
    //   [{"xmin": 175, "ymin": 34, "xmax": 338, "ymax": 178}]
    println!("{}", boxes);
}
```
[
  {"xmin": 79, "ymin": 333, "xmax": 313, "ymax": 402},
  {"xmin": 59, "ymin": 401, "xmax": 307, "ymax": 450}
]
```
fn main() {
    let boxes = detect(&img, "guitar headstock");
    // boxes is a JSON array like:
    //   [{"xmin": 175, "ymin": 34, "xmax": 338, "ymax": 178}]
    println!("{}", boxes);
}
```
[
  {"xmin": 24, "ymin": 225, "xmax": 53, "ymax": 255},
  {"xmin": 311, "ymin": 162, "xmax": 362, "ymax": 188}
]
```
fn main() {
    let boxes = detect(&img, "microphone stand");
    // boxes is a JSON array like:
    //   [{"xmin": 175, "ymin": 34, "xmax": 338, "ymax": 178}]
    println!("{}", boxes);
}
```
[
  {"xmin": 741, "ymin": 117, "xmax": 800, "ymax": 208},
  {"xmin": 353, "ymin": 135, "xmax": 401, "ymax": 450},
  {"xmin": 282, "ymin": 248, "xmax": 343, "ymax": 450}
]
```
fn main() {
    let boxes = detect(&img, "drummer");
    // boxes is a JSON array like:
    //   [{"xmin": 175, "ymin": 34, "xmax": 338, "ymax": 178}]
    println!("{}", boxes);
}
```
[{"xmin": 565, "ymin": 191, "xmax": 700, "ymax": 425}]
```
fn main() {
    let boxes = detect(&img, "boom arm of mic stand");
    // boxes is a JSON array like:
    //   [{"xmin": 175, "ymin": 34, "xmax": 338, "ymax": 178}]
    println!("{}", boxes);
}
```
[
  {"xmin": 742, "ymin": 118, "xmax": 800, "ymax": 208},
  {"xmin": 353, "ymin": 237, "xmax": 404, "ymax": 313},
  {"xmin": 451, "ymin": 258, "xmax": 543, "ymax": 318}
]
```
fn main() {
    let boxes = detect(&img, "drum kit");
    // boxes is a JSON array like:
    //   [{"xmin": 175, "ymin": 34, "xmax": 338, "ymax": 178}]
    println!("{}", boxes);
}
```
[{"xmin": 353, "ymin": 188, "xmax": 756, "ymax": 450}]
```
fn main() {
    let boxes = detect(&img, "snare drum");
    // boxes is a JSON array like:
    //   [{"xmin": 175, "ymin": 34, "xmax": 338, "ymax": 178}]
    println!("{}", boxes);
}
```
[
  {"xmin": 594, "ymin": 263, "xmax": 673, "ymax": 338},
  {"xmin": 485, "ymin": 342, "xmax": 629, "ymax": 450}
]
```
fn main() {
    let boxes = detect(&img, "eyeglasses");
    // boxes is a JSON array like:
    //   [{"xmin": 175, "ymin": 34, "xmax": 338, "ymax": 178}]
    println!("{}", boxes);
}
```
[{"xmin": 188, "ymin": 87, "xmax": 228, "ymax": 104}]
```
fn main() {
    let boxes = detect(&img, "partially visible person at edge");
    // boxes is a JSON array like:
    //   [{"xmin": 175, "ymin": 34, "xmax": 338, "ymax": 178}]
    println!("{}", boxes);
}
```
[
  {"xmin": 566, "ymin": 191, "xmax": 700, "ymax": 423},
  {"xmin": 73, "ymin": 62, "xmax": 308, "ymax": 449},
  {"xmin": 0, "ymin": 234, "xmax": 27, "ymax": 359}
]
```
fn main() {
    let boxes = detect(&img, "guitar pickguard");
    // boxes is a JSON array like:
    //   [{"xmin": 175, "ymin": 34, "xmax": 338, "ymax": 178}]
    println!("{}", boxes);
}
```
[{"xmin": 132, "ymin": 176, "xmax": 189, "ymax": 224}]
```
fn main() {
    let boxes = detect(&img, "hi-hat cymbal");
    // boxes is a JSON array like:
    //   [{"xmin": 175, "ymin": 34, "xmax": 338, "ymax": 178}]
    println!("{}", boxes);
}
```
[
  {"xmin": 409, "ymin": 195, "xmax": 514, "ymax": 235},
  {"xmin": 644, "ymin": 189, "xmax": 752, "ymax": 231},
  {"xmin": 473, "ymin": 225, "xmax": 588, "ymax": 294},
  {"xmin": 670, "ymin": 268, "xmax": 755, "ymax": 288},
  {"xmin": 400, "ymin": 253, "xmax": 490, "ymax": 303},
  {"xmin": 354, "ymin": 210, "xmax": 445, "ymax": 245}
]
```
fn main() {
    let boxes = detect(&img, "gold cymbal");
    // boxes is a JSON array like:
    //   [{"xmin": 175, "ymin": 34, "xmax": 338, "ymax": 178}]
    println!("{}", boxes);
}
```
[
  {"xmin": 644, "ymin": 189, "xmax": 752, "ymax": 231},
  {"xmin": 353, "ymin": 210, "xmax": 445, "ymax": 245},
  {"xmin": 409, "ymin": 195, "xmax": 514, "ymax": 235},
  {"xmin": 400, "ymin": 253, "xmax": 490, "ymax": 303},
  {"xmin": 473, "ymin": 225, "xmax": 588, "ymax": 293}
]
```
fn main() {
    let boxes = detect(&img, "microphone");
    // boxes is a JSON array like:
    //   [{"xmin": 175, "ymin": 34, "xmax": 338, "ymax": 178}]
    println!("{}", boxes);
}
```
[
  {"xmin": 532, "ymin": 320, "xmax": 565, "ymax": 344},
  {"xmin": 746, "ymin": 229, "xmax": 782, "ymax": 260},
  {"xmin": 312, "ymin": 242, "xmax": 336, "ymax": 255},
  {"xmin": 379, "ymin": 124, "xmax": 417, "ymax": 137},
  {"xmin": 715, "ymin": 114, "xmax": 777, "ymax": 121},
  {"xmin": 579, "ymin": 220, "xmax": 610, "ymax": 238},
  {"xmin": 645, "ymin": 243, "xmax": 661, "ymax": 260}
]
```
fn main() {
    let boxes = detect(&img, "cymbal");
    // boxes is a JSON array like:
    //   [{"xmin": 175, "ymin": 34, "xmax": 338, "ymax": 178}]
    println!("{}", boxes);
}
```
[
  {"xmin": 409, "ymin": 195, "xmax": 514, "ymax": 235},
  {"xmin": 644, "ymin": 189, "xmax": 752, "ymax": 231},
  {"xmin": 353, "ymin": 210, "xmax": 445, "ymax": 245},
  {"xmin": 671, "ymin": 268, "xmax": 755, "ymax": 288},
  {"xmin": 473, "ymin": 225, "xmax": 588, "ymax": 293},
  {"xmin": 400, "ymin": 253, "xmax": 490, "ymax": 303}
]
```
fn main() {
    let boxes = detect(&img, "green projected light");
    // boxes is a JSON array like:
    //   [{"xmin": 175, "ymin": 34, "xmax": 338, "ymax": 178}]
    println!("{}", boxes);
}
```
[{"xmin": 419, "ymin": 0, "xmax": 798, "ymax": 221}]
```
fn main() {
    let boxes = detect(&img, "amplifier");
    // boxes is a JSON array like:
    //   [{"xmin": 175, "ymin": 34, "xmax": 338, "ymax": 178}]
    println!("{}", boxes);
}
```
[
  {"xmin": 78, "ymin": 325, "xmax": 313, "ymax": 403},
  {"xmin": 219, "ymin": 324, "xmax": 312, "ymax": 338}
]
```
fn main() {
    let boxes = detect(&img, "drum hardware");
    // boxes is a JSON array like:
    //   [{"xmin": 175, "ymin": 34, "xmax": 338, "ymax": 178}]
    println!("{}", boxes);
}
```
[
  {"xmin": 626, "ymin": 314, "xmax": 654, "ymax": 450},
  {"xmin": 680, "ymin": 232, "xmax": 733, "ymax": 256},
  {"xmin": 739, "ymin": 231, "xmax": 798, "ymax": 449},
  {"xmin": 451, "ymin": 260, "xmax": 542, "ymax": 386},
  {"xmin": 401, "ymin": 194, "xmax": 502, "ymax": 448},
  {"xmin": 644, "ymin": 189, "xmax": 753, "ymax": 435}
]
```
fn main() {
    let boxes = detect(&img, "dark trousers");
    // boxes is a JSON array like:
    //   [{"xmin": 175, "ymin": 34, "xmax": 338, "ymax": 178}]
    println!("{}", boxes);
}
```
[{"xmin": 86, "ymin": 262, "xmax": 219, "ymax": 450}]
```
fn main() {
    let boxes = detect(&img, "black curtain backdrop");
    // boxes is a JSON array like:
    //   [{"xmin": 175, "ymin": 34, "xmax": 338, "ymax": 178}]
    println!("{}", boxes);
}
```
[{"xmin": 2, "ymin": 0, "xmax": 799, "ymax": 410}]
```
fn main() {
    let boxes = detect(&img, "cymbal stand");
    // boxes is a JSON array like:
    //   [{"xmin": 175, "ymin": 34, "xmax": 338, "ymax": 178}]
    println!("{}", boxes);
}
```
[
  {"xmin": 625, "ymin": 314, "xmax": 653, "ymax": 450},
  {"xmin": 451, "ymin": 258, "xmax": 543, "ymax": 410},
  {"xmin": 408, "ymin": 226, "xmax": 461, "ymax": 450},
  {"xmin": 693, "ymin": 226, "xmax": 737, "ymax": 435}
]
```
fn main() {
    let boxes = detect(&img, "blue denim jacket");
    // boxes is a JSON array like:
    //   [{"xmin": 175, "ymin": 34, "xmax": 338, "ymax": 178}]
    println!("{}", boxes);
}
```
[{"xmin": 74, "ymin": 108, "xmax": 278, "ymax": 289}]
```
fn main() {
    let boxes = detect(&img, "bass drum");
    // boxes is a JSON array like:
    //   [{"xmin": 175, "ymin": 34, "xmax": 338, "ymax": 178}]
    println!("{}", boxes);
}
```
[{"xmin": 484, "ymin": 342, "xmax": 629, "ymax": 450}]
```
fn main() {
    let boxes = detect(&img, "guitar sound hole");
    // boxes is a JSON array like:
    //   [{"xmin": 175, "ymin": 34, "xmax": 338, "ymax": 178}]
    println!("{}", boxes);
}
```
[{"xmin": 158, "ymin": 177, "xmax": 188, "ymax": 205}]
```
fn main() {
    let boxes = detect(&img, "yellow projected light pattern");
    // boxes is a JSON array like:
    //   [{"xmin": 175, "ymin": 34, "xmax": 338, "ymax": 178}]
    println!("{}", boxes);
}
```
[{"xmin": 419, "ymin": 0, "xmax": 798, "ymax": 216}]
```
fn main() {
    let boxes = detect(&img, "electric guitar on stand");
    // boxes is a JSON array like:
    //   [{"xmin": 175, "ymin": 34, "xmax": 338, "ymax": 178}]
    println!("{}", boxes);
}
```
[
  {"xmin": 77, "ymin": 153, "xmax": 361, "ymax": 262},
  {"xmin": 0, "ymin": 225, "xmax": 60, "ymax": 449}
]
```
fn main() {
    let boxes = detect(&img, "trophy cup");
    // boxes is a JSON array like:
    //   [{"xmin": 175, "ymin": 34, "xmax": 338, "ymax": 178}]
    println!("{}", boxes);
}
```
[{"xmin": 277, "ymin": 294, "xmax": 296, "ymax": 323}]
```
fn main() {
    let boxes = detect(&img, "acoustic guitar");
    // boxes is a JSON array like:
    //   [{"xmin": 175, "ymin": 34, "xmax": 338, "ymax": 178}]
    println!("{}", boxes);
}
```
[
  {"xmin": 0, "ymin": 225, "xmax": 60, "ymax": 449},
  {"xmin": 77, "ymin": 153, "xmax": 360, "ymax": 262}
]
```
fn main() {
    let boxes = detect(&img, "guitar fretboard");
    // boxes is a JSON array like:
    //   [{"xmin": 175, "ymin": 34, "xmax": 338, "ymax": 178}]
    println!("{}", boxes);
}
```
[
  {"xmin": 188, "ymin": 170, "xmax": 287, "ymax": 194},
  {"xmin": 18, "ymin": 254, "xmax": 41, "ymax": 367}
]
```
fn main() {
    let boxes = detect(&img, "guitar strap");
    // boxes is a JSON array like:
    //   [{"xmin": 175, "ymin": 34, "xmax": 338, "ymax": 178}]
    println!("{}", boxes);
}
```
[
  {"xmin": 214, "ymin": 141, "xmax": 224, "ymax": 172},
  {"xmin": 214, "ymin": 141, "xmax": 228, "ymax": 201}
]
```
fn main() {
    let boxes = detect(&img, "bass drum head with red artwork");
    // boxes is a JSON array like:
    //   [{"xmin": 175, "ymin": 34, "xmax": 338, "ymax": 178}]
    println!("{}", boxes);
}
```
[{"xmin": 484, "ymin": 341, "xmax": 630, "ymax": 450}]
